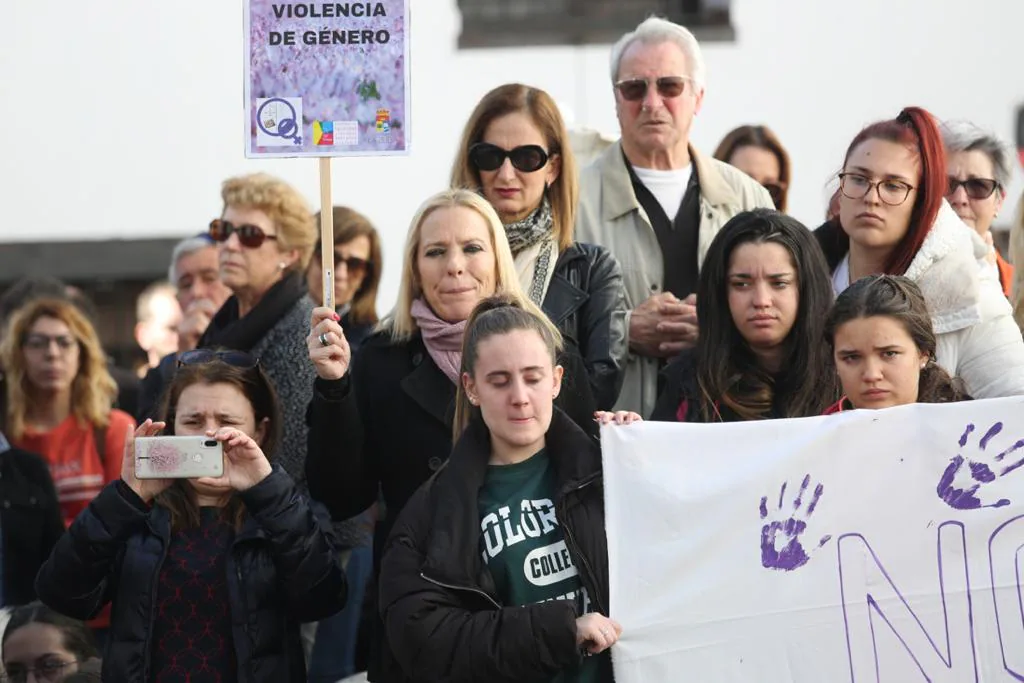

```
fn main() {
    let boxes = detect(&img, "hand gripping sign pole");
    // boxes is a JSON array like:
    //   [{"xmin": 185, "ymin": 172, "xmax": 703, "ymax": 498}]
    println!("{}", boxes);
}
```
[{"xmin": 318, "ymin": 157, "xmax": 335, "ymax": 311}]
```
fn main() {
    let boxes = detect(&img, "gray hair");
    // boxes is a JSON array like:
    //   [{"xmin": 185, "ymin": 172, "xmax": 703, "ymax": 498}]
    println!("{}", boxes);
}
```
[
  {"xmin": 941, "ymin": 120, "xmax": 1013, "ymax": 191},
  {"xmin": 168, "ymin": 235, "xmax": 216, "ymax": 284},
  {"xmin": 609, "ymin": 17, "xmax": 706, "ymax": 89}
]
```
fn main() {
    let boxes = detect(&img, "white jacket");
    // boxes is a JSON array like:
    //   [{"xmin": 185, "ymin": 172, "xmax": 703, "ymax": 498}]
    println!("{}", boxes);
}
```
[{"xmin": 907, "ymin": 201, "xmax": 1024, "ymax": 398}]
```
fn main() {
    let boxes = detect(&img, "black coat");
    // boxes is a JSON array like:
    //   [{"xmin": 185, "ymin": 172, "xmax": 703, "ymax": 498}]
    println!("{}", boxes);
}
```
[
  {"xmin": 305, "ymin": 331, "xmax": 598, "ymax": 680},
  {"xmin": 650, "ymin": 351, "xmax": 711, "ymax": 422},
  {"xmin": 544, "ymin": 243, "xmax": 627, "ymax": 410},
  {"xmin": 813, "ymin": 219, "xmax": 848, "ymax": 273},
  {"xmin": 651, "ymin": 351, "xmax": 813, "ymax": 422},
  {"xmin": 35, "ymin": 469, "xmax": 347, "ymax": 683},
  {"xmin": 379, "ymin": 408, "xmax": 612, "ymax": 683},
  {"xmin": 0, "ymin": 443, "xmax": 64, "ymax": 606}
]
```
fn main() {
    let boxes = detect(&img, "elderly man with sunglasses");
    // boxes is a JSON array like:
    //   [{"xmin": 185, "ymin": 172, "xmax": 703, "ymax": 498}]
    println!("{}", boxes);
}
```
[
  {"xmin": 575, "ymin": 17, "xmax": 774, "ymax": 418},
  {"xmin": 941, "ymin": 120, "xmax": 1016, "ymax": 297}
]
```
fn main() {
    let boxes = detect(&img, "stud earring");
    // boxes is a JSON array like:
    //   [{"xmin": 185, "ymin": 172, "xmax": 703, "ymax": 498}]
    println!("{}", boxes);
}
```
[{"xmin": 279, "ymin": 262, "xmax": 287, "ymax": 270}]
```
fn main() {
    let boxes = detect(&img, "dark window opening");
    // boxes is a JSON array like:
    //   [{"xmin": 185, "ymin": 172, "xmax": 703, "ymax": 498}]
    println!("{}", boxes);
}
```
[{"xmin": 457, "ymin": 0, "xmax": 733, "ymax": 49}]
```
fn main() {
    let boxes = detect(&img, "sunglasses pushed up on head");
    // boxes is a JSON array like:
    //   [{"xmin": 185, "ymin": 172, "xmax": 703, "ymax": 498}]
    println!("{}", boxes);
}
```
[
  {"xmin": 209, "ymin": 218, "xmax": 279, "ymax": 248},
  {"xmin": 469, "ymin": 142, "xmax": 551, "ymax": 173},
  {"xmin": 176, "ymin": 349, "xmax": 260, "ymax": 369}
]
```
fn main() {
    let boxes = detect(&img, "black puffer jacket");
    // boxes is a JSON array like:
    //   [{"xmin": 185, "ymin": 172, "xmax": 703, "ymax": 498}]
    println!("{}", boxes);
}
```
[
  {"xmin": 545, "ymin": 242, "xmax": 628, "ymax": 410},
  {"xmin": 35, "ymin": 469, "xmax": 347, "ymax": 683},
  {"xmin": 0, "ymin": 441, "xmax": 64, "ymax": 606},
  {"xmin": 378, "ymin": 408, "xmax": 613, "ymax": 682}
]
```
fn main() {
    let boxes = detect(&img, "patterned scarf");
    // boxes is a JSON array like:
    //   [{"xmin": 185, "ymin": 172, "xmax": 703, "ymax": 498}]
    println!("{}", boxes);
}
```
[
  {"xmin": 504, "ymin": 198, "xmax": 555, "ymax": 305},
  {"xmin": 410, "ymin": 298, "xmax": 466, "ymax": 383}
]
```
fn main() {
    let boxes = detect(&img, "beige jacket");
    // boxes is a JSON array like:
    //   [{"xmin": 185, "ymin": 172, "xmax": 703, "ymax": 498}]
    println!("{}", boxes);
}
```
[{"xmin": 575, "ymin": 142, "xmax": 774, "ymax": 416}]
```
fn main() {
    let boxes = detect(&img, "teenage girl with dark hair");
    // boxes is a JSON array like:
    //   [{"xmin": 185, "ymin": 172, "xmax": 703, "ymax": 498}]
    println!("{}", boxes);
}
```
[
  {"xmin": 651, "ymin": 209, "xmax": 838, "ymax": 422},
  {"xmin": 825, "ymin": 274, "xmax": 969, "ymax": 411}
]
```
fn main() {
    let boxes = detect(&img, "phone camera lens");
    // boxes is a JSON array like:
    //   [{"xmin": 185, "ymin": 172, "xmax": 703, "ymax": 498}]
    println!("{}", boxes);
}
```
[{"xmin": 204, "ymin": 440, "xmax": 218, "ymax": 447}]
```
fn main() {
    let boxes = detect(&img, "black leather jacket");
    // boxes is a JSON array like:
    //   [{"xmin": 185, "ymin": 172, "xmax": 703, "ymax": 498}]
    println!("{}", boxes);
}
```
[{"xmin": 543, "ymin": 242, "xmax": 628, "ymax": 410}]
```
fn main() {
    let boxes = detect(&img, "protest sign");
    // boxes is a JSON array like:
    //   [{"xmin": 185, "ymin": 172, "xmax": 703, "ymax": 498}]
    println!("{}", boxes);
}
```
[
  {"xmin": 244, "ymin": 0, "xmax": 409, "ymax": 307},
  {"xmin": 602, "ymin": 397, "xmax": 1024, "ymax": 681},
  {"xmin": 244, "ymin": 0, "xmax": 410, "ymax": 158}
]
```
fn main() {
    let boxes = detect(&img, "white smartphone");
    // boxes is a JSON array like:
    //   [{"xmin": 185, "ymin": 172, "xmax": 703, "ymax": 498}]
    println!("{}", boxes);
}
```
[{"xmin": 135, "ymin": 435, "xmax": 224, "ymax": 479}]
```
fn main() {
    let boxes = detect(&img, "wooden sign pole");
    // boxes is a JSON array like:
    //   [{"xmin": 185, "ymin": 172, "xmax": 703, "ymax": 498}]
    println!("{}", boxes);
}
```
[{"xmin": 318, "ymin": 157, "xmax": 335, "ymax": 311}]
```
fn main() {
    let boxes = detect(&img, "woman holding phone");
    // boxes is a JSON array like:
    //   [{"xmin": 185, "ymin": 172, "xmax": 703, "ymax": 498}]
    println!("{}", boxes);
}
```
[{"xmin": 35, "ymin": 350, "xmax": 347, "ymax": 683}]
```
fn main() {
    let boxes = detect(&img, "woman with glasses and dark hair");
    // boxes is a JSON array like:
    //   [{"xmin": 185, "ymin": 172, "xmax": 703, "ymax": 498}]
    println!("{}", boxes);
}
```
[
  {"xmin": 137, "ymin": 174, "xmax": 318, "ymax": 510},
  {"xmin": 651, "ymin": 209, "xmax": 838, "ymax": 422},
  {"xmin": 450, "ymin": 83, "xmax": 628, "ymax": 410},
  {"xmin": 35, "ymin": 352, "xmax": 347, "ymax": 683},
  {"xmin": 815, "ymin": 107, "xmax": 1024, "ymax": 399},
  {"xmin": 2, "ymin": 602, "xmax": 99, "ymax": 683},
  {"xmin": 306, "ymin": 206, "xmax": 383, "ymax": 352},
  {"xmin": 941, "ymin": 120, "xmax": 1015, "ymax": 297},
  {"xmin": 714, "ymin": 125, "xmax": 791, "ymax": 212}
]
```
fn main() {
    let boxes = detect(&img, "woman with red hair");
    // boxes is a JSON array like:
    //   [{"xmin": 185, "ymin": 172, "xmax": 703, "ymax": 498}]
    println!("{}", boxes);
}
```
[{"xmin": 815, "ymin": 107, "xmax": 1024, "ymax": 399}]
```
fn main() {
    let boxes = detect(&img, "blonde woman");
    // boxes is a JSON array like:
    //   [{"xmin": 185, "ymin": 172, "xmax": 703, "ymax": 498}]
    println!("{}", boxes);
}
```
[
  {"xmin": 304, "ymin": 188, "xmax": 597, "ymax": 681},
  {"xmin": 0, "ymin": 298, "xmax": 134, "ymax": 528},
  {"xmin": 451, "ymin": 83, "xmax": 627, "ymax": 410}
]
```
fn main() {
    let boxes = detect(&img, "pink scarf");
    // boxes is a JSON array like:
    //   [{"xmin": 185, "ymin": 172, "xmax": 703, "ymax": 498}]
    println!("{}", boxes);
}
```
[{"xmin": 410, "ymin": 298, "xmax": 467, "ymax": 383}]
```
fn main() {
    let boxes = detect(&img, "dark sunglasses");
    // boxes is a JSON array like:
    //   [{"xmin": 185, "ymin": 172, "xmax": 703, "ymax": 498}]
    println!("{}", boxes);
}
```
[
  {"xmin": 469, "ymin": 142, "xmax": 550, "ymax": 173},
  {"xmin": 317, "ymin": 249, "xmax": 371, "ymax": 277},
  {"xmin": 946, "ymin": 176, "xmax": 999, "ymax": 200},
  {"xmin": 209, "ymin": 218, "xmax": 279, "ymax": 248},
  {"xmin": 762, "ymin": 182, "xmax": 786, "ymax": 210},
  {"xmin": 177, "ymin": 349, "xmax": 260, "ymax": 369},
  {"xmin": 614, "ymin": 76, "xmax": 690, "ymax": 102}
]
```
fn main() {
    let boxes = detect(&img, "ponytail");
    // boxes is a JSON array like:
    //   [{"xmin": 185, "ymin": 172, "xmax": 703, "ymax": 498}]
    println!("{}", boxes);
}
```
[{"xmin": 452, "ymin": 293, "xmax": 562, "ymax": 441}]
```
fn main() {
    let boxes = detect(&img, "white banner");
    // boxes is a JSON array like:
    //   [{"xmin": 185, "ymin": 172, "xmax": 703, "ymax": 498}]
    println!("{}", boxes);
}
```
[{"xmin": 602, "ymin": 397, "xmax": 1024, "ymax": 682}]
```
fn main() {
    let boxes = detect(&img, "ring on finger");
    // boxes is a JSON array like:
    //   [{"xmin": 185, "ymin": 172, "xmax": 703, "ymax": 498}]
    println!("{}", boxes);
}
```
[{"xmin": 318, "ymin": 332, "xmax": 330, "ymax": 347}]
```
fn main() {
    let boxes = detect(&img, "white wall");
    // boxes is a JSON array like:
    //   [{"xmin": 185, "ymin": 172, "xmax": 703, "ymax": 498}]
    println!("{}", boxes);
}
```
[{"xmin": 3, "ymin": 0, "xmax": 1021, "ymax": 310}]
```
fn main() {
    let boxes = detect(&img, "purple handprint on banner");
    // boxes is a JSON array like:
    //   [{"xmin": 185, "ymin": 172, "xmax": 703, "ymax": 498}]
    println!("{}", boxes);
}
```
[
  {"xmin": 760, "ymin": 475, "xmax": 831, "ymax": 571},
  {"xmin": 937, "ymin": 422, "xmax": 1024, "ymax": 510}
]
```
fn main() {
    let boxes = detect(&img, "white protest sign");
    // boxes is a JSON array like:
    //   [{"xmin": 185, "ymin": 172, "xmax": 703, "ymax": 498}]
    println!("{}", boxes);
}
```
[{"xmin": 602, "ymin": 397, "xmax": 1024, "ymax": 682}]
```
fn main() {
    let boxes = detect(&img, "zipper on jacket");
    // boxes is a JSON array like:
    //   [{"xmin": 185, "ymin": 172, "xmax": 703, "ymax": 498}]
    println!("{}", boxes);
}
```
[
  {"xmin": 420, "ymin": 572, "xmax": 502, "ymax": 610},
  {"xmin": 557, "ymin": 477, "xmax": 607, "ymax": 617}
]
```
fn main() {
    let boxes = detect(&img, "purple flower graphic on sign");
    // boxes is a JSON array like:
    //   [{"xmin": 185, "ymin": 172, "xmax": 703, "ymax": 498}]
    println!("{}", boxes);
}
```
[
  {"xmin": 760, "ymin": 475, "xmax": 831, "ymax": 571},
  {"xmin": 937, "ymin": 422, "xmax": 1024, "ymax": 510}
]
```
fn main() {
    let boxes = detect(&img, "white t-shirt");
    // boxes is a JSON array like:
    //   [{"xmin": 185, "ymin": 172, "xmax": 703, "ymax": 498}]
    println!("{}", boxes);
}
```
[{"xmin": 633, "ymin": 165, "xmax": 693, "ymax": 221}]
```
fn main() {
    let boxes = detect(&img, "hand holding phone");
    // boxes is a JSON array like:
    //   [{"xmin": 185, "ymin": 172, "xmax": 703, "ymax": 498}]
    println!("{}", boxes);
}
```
[
  {"xmin": 194, "ymin": 427, "xmax": 273, "ymax": 493},
  {"xmin": 121, "ymin": 419, "xmax": 171, "ymax": 503}
]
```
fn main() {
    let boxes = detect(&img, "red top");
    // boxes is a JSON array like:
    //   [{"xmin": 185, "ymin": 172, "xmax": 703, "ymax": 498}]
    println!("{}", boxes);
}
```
[
  {"xmin": 15, "ymin": 410, "xmax": 134, "ymax": 527},
  {"xmin": 996, "ymin": 251, "xmax": 1014, "ymax": 298},
  {"xmin": 823, "ymin": 398, "xmax": 853, "ymax": 414}
]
